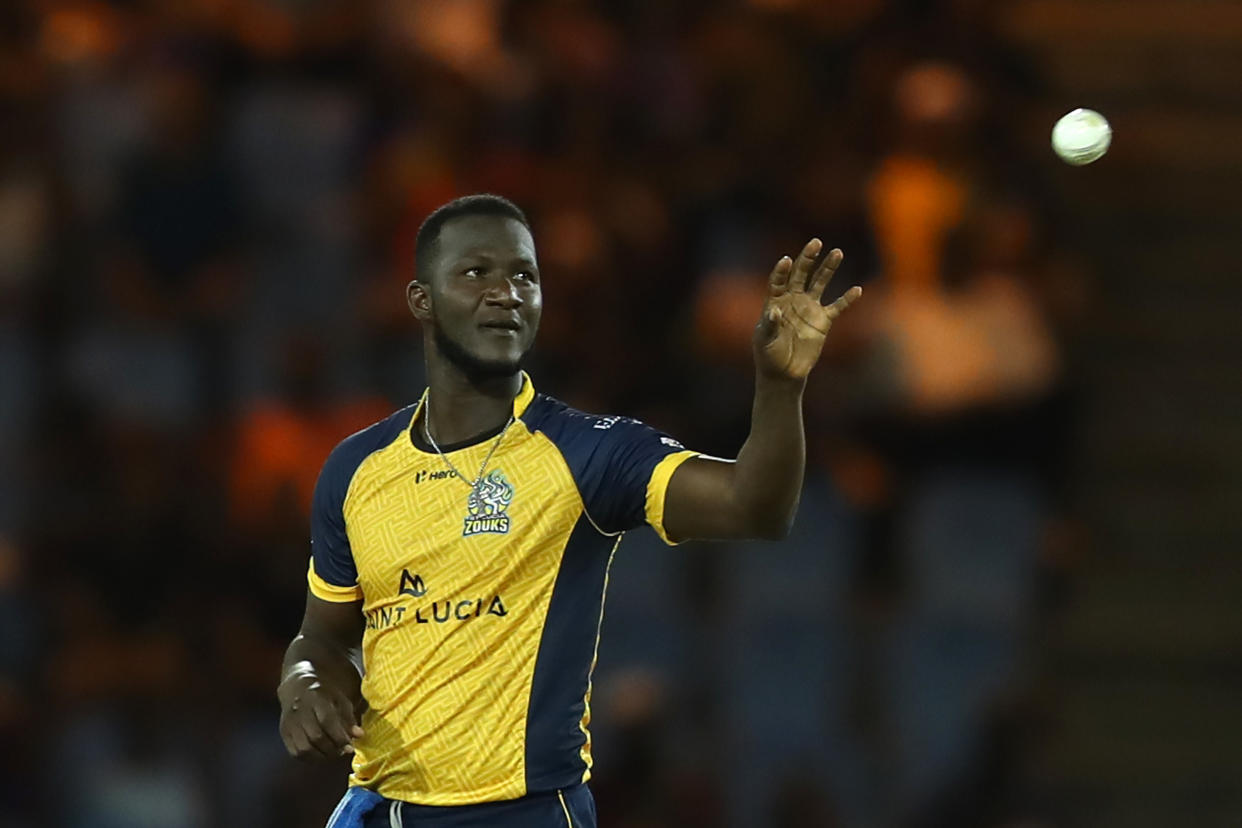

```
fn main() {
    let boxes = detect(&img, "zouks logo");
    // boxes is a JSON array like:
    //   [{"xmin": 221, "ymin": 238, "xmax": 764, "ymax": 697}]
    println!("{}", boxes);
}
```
[{"xmin": 463, "ymin": 469, "xmax": 514, "ymax": 536}]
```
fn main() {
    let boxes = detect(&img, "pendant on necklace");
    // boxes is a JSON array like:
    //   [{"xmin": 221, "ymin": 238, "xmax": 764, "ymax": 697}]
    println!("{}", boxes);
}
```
[
  {"xmin": 461, "ymin": 468, "xmax": 515, "ymax": 537},
  {"xmin": 421, "ymin": 393, "xmax": 516, "ymax": 538}
]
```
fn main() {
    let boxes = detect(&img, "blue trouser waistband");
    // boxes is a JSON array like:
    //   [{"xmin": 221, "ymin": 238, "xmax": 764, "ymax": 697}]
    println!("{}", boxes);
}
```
[{"xmin": 327, "ymin": 783, "xmax": 595, "ymax": 828}]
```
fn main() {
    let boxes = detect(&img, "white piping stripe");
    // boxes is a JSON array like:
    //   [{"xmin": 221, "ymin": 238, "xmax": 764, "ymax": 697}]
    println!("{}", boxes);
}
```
[
  {"xmin": 580, "ymin": 505, "xmax": 622, "ymax": 537},
  {"xmin": 324, "ymin": 792, "xmax": 349, "ymax": 828},
  {"xmin": 524, "ymin": 427, "xmax": 620, "ymax": 538},
  {"xmin": 557, "ymin": 789, "xmax": 574, "ymax": 827},
  {"xmin": 576, "ymin": 536, "xmax": 621, "ymax": 776}
]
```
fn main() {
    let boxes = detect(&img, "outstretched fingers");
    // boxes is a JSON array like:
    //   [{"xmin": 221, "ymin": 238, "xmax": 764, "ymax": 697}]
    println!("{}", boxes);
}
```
[
  {"xmin": 788, "ymin": 238, "xmax": 823, "ymax": 293},
  {"xmin": 807, "ymin": 247, "xmax": 844, "ymax": 301},
  {"xmin": 767, "ymin": 255, "xmax": 793, "ymax": 296},
  {"xmin": 825, "ymin": 285, "xmax": 863, "ymax": 319}
]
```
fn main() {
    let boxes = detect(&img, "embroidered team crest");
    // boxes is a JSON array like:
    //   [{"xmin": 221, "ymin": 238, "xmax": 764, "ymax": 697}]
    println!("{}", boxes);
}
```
[{"xmin": 463, "ymin": 469, "xmax": 514, "ymax": 536}]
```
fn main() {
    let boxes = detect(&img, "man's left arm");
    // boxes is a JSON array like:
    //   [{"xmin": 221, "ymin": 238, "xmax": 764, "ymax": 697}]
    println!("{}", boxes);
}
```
[{"xmin": 663, "ymin": 239, "xmax": 862, "ymax": 542}]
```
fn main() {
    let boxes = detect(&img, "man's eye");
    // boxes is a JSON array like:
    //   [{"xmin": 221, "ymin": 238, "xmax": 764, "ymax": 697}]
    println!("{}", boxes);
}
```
[
  {"xmin": 514, "ymin": 271, "xmax": 533, "ymax": 281},
  {"xmin": 464, "ymin": 267, "xmax": 485, "ymax": 277}
]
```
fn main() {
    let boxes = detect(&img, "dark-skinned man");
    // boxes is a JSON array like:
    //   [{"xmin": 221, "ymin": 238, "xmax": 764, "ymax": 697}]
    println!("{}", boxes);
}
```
[{"xmin": 277, "ymin": 194, "xmax": 862, "ymax": 828}]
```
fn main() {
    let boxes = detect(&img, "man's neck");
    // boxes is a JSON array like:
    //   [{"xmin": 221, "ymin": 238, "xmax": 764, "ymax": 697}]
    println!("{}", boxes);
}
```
[{"xmin": 423, "ymin": 361, "xmax": 523, "ymax": 447}]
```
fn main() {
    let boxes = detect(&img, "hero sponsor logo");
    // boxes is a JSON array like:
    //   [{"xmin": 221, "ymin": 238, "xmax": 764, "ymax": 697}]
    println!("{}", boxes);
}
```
[{"xmin": 414, "ymin": 469, "xmax": 458, "ymax": 484}]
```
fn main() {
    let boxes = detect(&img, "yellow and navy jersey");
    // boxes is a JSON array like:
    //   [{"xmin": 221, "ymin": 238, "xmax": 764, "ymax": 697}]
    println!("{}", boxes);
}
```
[{"xmin": 307, "ymin": 373, "xmax": 697, "ymax": 806}]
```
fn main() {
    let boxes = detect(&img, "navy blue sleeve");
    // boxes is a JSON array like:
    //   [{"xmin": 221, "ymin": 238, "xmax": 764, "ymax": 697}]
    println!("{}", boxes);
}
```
[
  {"xmin": 522, "ymin": 396, "xmax": 695, "ymax": 535},
  {"xmin": 309, "ymin": 406, "xmax": 414, "ymax": 598},
  {"xmin": 310, "ymin": 443, "xmax": 360, "ymax": 589}
]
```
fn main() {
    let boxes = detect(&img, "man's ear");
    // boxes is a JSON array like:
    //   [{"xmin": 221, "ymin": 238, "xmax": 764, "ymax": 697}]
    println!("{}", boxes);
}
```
[{"xmin": 407, "ymin": 279, "xmax": 432, "ymax": 321}]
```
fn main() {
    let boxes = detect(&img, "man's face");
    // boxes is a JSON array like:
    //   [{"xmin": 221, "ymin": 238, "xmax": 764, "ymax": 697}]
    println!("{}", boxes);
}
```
[{"xmin": 422, "ymin": 215, "xmax": 542, "ymax": 377}]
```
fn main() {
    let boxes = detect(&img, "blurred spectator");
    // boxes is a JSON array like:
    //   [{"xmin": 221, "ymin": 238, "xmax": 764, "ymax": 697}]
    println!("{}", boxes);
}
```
[
  {"xmin": 841, "ymin": 62, "xmax": 1076, "ymax": 819},
  {"xmin": 591, "ymin": 668, "xmax": 725, "ymax": 828},
  {"xmin": 53, "ymin": 706, "xmax": 208, "ymax": 828},
  {"xmin": 866, "ymin": 61, "xmax": 977, "ymax": 294},
  {"xmin": 0, "ymin": 538, "xmax": 38, "ymax": 820},
  {"xmin": 229, "ymin": 333, "xmax": 391, "ymax": 532}
]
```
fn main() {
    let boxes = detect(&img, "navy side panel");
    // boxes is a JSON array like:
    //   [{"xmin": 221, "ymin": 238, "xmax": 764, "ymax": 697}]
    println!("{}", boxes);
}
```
[
  {"xmin": 310, "ymin": 404, "xmax": 416, "ymax": 587},
  {"xmin": 524, "ymin": 516, "xmax": 617, "ymax": 793},
  {"xmin": 520, "ymin": 394, "xmax": 687, "ymax": 534}
]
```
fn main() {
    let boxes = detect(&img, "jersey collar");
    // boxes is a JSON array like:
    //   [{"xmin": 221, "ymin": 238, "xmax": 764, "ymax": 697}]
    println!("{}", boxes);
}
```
[
  {"xmin": 409, "ymin": 371, "xmax": 536, "ymax": 449},
  {"xmin": 512, "ymin": 371, "xmax": 536, "ymax": 417}
]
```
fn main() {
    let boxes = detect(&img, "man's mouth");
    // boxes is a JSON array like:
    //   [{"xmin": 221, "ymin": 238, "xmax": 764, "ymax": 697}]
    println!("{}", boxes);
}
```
[{"xmin": 480, "ymin": 319, "xmax": 522, "ymax": 336}]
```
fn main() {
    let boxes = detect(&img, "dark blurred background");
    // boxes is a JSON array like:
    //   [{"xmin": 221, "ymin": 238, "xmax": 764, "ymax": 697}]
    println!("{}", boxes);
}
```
[{"xmin": 1, "ymin": 1, "xmax": 1240, "ymax": 826}]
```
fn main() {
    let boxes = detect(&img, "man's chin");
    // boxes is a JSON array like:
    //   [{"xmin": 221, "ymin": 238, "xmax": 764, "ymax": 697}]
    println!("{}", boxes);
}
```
[
  {"xmin": 435, "ymin": 327, "xmax": 530, "ymax": 381},
  {"xmin": 461, "ymin": 356, "xmax": 522, "ymax": 380}
]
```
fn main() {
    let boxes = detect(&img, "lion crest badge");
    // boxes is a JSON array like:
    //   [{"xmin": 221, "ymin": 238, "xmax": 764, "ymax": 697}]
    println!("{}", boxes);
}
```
[{"xmin": 462, "ymin": 469, "xmax": 514, "ymax": 537}]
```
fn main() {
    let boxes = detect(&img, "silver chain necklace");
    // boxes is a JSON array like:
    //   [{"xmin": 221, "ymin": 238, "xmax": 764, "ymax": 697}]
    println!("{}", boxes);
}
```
[{"xmin": 421, "ymin": 393, "xmax": 514, "ymax": 496}]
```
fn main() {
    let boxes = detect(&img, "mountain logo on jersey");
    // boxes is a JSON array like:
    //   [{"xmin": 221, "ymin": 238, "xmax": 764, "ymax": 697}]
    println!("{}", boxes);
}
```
[
  {"xmin": 463, "ymin": 469, "xmax": 513, "ymax": 536},
  {"xmin": 398, "ymin": 569, "xmax": 427, "ymax": 597}
]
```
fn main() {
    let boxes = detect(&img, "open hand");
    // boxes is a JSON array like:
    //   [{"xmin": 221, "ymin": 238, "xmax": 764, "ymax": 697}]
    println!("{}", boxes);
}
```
[{"xmin": 753, "ymin": 238, "xmax": 862, "ymax": 382}]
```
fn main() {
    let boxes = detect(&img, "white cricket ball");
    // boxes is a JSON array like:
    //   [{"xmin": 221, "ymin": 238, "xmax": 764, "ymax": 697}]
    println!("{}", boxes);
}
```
[{"xmin": 1051, "ymin": 108, "xmax": 1112, "ymax": 166}]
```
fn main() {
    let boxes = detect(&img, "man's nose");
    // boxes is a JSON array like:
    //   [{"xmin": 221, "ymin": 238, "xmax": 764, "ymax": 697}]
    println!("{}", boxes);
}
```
[{"xmin": 483, "ymin": 277, "xmax": 523, "ymax": 307}]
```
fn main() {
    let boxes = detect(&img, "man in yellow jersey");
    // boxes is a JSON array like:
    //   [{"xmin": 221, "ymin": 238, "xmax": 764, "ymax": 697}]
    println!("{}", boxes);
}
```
[{"xmin": 277, "ymin": 194, "xmax": 862, "ymax": 827}]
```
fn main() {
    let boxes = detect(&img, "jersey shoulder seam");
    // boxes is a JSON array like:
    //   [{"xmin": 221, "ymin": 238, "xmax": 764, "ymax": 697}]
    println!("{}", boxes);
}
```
[
  {"xmin": 336, "ymin": 404, "xmax": 417, "ymax": 518},
  {"xmin": 519, "ymin": 395, "xmax": 622, "ymax": 538}
]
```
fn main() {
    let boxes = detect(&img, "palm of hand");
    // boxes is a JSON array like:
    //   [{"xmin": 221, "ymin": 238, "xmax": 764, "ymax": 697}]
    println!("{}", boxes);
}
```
[{"xmin": 753, "ymin": 240, "xmax": 862, "ymax": 382}]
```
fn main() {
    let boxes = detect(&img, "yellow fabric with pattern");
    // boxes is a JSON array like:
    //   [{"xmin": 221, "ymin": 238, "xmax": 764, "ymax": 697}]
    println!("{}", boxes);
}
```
[{"xmin": 307, "ymin": 375, "xmax": 696, "ymax": 805}]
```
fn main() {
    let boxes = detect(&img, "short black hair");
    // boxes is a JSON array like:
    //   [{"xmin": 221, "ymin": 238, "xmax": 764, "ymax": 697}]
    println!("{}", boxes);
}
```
[{"xmin": 414, "ymin": 194, "xmax": 531, "ymax": 283}]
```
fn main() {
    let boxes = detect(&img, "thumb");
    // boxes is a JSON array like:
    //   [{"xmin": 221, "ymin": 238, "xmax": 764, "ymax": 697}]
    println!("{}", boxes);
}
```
[
  {"xmin": 336, "ymin": 694, "xmax": 363, "ymax": 729},
  {"xmin": 756, "ymin": 304, "xmax": 781, "ymax": 342}
]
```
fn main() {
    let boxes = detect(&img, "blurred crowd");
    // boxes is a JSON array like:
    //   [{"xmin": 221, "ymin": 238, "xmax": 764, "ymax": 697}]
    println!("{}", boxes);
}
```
[{"xmin": 0, "ymin": 1, "xmax": 1089, "ymax": 826}]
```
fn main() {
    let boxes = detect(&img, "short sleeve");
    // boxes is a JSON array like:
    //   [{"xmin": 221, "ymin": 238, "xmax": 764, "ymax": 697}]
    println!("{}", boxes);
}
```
[
  {"xmin": 642, "ymin": 447, "xmax": 699, "ymax": 544},
  {"xmin": 579, "ymin": 418, "xmax": 698, "ymax": 541},
  {"xmin": 308, "ymin": 446, "xmax": 364, "ymax": 602},
  {"xmin": 522, "ymin": 398, "xmax": 699, "ymax": 544},
  {"xmin": 304, "ymin": 405, "xmax": 415, "ymax": 602}
]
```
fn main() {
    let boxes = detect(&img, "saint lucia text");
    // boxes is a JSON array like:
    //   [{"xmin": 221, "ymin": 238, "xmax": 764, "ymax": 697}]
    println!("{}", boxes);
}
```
[{"xmin": 365, "ymin": 595, "xmax": 510, "ymax": 630}]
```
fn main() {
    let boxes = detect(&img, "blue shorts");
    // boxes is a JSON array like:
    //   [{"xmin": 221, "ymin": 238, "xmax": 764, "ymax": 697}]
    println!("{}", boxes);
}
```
[{"xmin": 326, "ymin": 783, "xmax": 597, "ymax": 828}]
